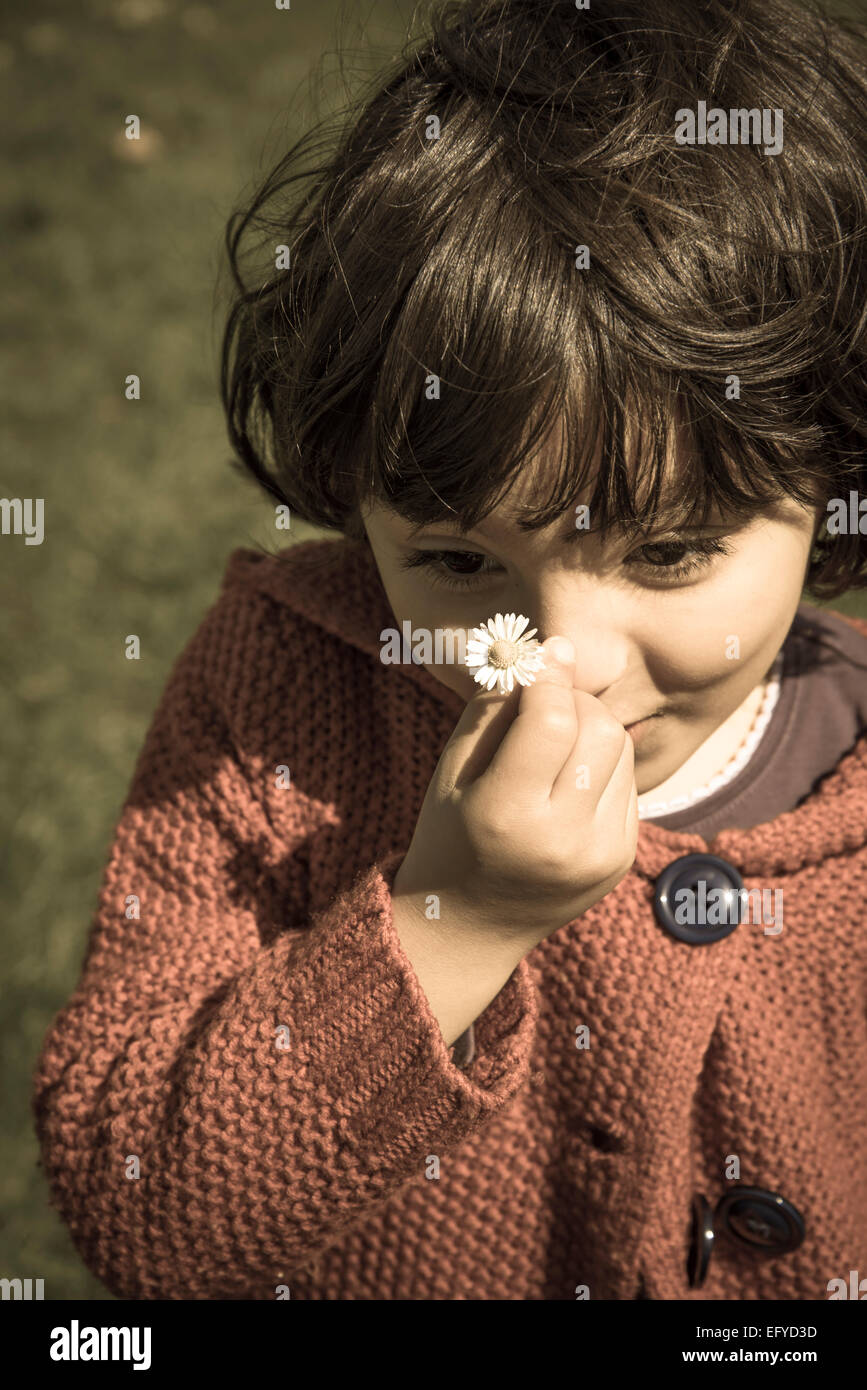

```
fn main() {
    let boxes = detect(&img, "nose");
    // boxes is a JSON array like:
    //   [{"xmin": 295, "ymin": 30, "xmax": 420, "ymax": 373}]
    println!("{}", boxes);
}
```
[{"xmin": 532, "ymin": 585, "xmax": 631, "ymax": 697}]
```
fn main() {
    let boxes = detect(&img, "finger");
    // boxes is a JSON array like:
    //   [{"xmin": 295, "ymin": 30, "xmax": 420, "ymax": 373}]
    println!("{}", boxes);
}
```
[
  {"xmin": 481, "ymin": 637, "xmax": 581, "ymax": 801},
  {"xmin": 434, "ymin": 679, "xmax": 524, "ymax": 795},
  {"xmin": 550, "ymin": 688, "xmax": 631, "ymax": 806}
]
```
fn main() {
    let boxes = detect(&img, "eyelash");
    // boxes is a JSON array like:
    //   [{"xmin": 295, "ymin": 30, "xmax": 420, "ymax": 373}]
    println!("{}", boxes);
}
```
[{"xmin": 397, "ymin": 537, "xmax": 735, "ymax": 591}]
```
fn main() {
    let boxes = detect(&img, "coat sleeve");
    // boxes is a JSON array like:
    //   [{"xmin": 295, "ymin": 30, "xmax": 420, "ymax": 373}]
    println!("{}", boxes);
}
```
[{"xmin": 31, "ymin": 591, "xmax": 537, "ymax": 1301}]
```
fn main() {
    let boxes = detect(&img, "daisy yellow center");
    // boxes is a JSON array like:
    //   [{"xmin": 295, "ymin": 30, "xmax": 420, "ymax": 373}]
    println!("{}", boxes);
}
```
[{"xmin": 488, "ymin": 638, "xmax": 519, "ymax": 668}]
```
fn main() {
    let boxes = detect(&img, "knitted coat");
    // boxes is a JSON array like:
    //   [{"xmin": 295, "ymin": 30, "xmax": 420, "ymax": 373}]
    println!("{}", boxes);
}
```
[{"xmin": 32, "ymin": 539, "xmax": 867, "ymax": 1300}]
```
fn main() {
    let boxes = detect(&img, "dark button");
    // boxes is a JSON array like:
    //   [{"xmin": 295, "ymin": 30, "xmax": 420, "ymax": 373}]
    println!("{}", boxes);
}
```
[
  {"xmin": 653, "ymin": 853, "xmax": 745, "ymax": 944},
  {"xmin": 715, "ymin": 1186, "xmax": 806, "ymax": 1254},
  {"xmin": 687, "ymin": 1192, "xmax": 715, "ymax": 1288}
]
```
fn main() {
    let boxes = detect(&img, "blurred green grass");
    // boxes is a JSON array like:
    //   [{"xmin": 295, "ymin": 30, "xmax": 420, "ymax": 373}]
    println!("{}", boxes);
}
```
[
  {"xmin": 0, "ymin": 0, "xmax": 412, "ymax": 1300},
  {"xmin": 2, "ymin": 0, "xmax": 865, "ymax": 1301}
]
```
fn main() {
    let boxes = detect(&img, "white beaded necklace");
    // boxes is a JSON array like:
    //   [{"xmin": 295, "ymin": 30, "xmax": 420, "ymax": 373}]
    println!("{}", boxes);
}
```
[{"xmin": 638, "ymin": 650, "xmax": 784, "ymax": 820}]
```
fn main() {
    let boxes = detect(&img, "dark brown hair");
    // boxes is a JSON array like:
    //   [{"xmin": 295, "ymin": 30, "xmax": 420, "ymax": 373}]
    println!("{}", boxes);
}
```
[{"xmin": 219, "ymin": 0, "xmax": 867, "ymax": 599}]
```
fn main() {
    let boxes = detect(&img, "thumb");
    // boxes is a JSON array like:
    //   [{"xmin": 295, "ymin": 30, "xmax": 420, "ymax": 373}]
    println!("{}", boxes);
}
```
[
  {"xmin": 531, "ymin": 635, "xmax": 575, "ymax": 688},
  {"xmin": 436, "ymin": 634, "xmax": 575, "ymax": 792}
]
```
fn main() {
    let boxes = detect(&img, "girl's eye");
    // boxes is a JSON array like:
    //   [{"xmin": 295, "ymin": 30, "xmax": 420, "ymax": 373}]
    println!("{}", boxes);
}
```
[
  {"xmin": 396, "ymin": 548, "xmax": 501, "ymax": 590},
  {"xmin": 632, "ymin": 537, "xmax": 735, "ymax": 583},
  {"xmin": 396, "ymin": 537, "xmax": 734, "ymax": 590}
]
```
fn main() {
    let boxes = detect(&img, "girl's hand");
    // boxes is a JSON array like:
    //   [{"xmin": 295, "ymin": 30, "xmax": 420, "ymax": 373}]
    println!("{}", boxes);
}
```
[{"xmin": 392, "ymin": 636, "xmax": 639, "ymax": 952}]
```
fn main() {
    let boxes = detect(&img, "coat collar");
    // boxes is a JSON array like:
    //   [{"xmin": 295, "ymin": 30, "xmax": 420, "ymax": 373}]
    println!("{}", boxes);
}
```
[{"xmin": 223, "ymin": 536, "xmax": 467, "ymax": 714}]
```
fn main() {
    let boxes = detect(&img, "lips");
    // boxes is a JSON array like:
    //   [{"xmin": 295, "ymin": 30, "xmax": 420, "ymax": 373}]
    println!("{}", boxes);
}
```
[
  {"xmin": 623, "ymin": 711, "xmax": 661, "ymax": 728},
  {"xmin": 626, "ymin": 713, "xmax": 662, "ymax": 748}
]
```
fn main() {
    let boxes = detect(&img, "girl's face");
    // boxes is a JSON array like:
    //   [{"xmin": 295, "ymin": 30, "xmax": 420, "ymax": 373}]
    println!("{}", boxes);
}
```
[{"xmin": 360, "ymin": 466, "xmax": 821, "ymax": 797}]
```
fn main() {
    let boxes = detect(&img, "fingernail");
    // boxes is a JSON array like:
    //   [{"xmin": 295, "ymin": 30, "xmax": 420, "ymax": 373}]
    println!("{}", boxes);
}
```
[{"xmin": 545, "ymin": 636, "xmax": 574, "ymax": 665}]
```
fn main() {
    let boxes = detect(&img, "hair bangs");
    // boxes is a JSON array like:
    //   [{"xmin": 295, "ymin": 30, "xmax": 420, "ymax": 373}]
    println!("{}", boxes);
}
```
[{"xmin": 361, "ymin": 195, "xmax": 826, "ymax": 545}]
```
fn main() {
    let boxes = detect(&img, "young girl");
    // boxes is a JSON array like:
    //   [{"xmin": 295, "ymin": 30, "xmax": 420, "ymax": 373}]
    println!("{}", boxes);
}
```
[{"xmin": 34, "ymin": 0, "xmax": 867, "ymax": 1301}]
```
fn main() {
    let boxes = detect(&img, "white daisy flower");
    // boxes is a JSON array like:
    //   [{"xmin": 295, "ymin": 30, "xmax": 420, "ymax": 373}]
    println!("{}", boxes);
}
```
[{"xmin": 464, "ymin": 612, "xmax": 546, "ymax": 695}]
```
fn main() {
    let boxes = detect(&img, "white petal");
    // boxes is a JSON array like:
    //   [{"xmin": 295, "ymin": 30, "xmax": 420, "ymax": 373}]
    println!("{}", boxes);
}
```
[
  {"xmin": 513, "ymin": 615, "xmax": 530, "ymax": 638},
  {"xmin": 493, "ymin": 613, "xmax": 506, "ymax": 639},
  {"xmin": 486, "ymin": 669, "xmax": 500, "ymax": 691}
]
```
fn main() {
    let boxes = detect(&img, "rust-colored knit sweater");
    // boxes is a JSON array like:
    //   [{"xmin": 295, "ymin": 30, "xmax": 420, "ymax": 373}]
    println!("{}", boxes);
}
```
[{"xmin": 32, "ymin": 539, "xmax": 867, "ymax": 1300}]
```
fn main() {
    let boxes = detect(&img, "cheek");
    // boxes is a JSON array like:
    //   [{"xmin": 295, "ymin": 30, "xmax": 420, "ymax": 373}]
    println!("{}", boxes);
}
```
[
  {"xmin": 647, "ymin": 623, "xmax": 740, "ymax": 693},
  {"xmin": 648, "ymin": 544, "xmax": 797, "ymax": 692},
  {"xmin": 423, "ymin": 622, "xmax": 480, "ymax": 695},
  {"xmin": 377, "ymin": 585, "xmax": 479, "ymax": 692}
]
